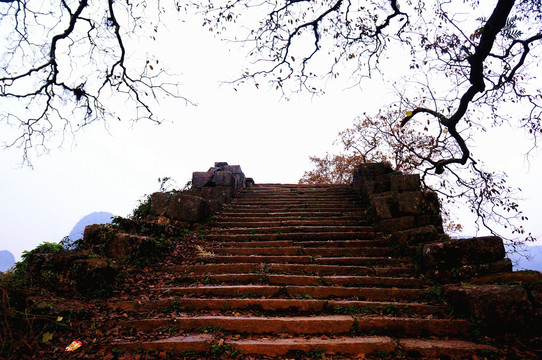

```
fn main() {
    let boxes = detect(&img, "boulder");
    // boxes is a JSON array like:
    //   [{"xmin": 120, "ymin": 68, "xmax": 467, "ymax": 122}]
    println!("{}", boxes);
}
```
[
  {"xmin": 390, "ymin": 174, "xmax": 421, "ymax": 192},
  {"xmin": 149, "ymin": 192, "xmax": 172, "ymax": 217},
  {"xmin": 103, "ymin": 233, "xmax": 148, "ymax": 259},
  {"xmin": 167, "ymin": 193, "xmax": 212, "ymax": 222},
  {"xmin": 445, "ymin": 284, "xmax": 535, "ymax": 334},
  {"xmin": 390, "ymin": 225, "xmax": 441, "ymax": 248},
  {"xmin": 72, "ymin": 258, "xmax": 117, "ymax": 295},
  {"xmin": 422, "ymin": 236, "xmax": 506, "ymax": 269}
]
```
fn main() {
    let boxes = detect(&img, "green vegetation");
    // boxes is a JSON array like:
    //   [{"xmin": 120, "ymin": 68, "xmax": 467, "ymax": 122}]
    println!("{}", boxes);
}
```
[
  {"xmin": 132, "ymin": 194, "xmax": 152, "ymax": 219},
  {"xmin": 422, "ymin": 286, "xmax": 445, "ymax": 302},
  {"xmin": 125, "ymin": 234, "xmax": 173, "ymax": 266},
  {"xmin": 307, "ymin": 347, "xmax": 325, "ymax": 359},
  {"xmin": 15, "ymin": 242, "xmax": 65, "ymax": 275},
  {"xmin": 209, "ymin": 343, "xmax": 233, "ymax": 357}
]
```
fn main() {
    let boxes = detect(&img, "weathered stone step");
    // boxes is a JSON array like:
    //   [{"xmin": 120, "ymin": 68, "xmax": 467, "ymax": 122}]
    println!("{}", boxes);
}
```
[
  {"xmin": 233, "ymin": 195, "xmax": 363, "ymax": 207},
  {"xmin": 216, "ymin": 211, "xmax": 367, "ymax": 219},
  {"xmin": 176, "ymin": 274, "xmax": 423, "ymax": 288},
  {"xmin": 108, "ymin": 335, "xmax": 496, "ymax": 358},
  {"xmin": 159, "ymin": 285, "xmax": 425, "ymax": 301},
  {"xmin": 107, "ymin": 334, "xmax": 212, "ymax": 354},
  {"xmin": 210, "ymin": 246, "xmax": 392, "ymax": 257},
  {"xmin": 112, "ymin": 315, "xmax": 470, "ymax": 337},
  {"xmin": 215, "ymin": 225, "xmax": 373, "ymax": 234},
  {"xmin": 242, "ymin": 187, "xmax": 354, "ymax": 191},
  {"xmin": 165, "ymin": 263, "xmax": 416, "ymax": 276},
  {"xmin": 223, "ymin": 205, "xmax": 364, "ymax": 213},
  {"xmin": 205, "ymin": 231, "xmax": 375, "ymax": 241},
  {"xmin": 212, "ymin": 219, "xmax": 368, "ymax": 228},
  {"xmin": 189, "ymin": 255, "xmax": 406, "ymax": 266},
  {"xmin": 218, "ymin": 239, "xmax": 389, "ymax": 248},
  {"xmin": 112, "ymin": 297, "xmax": 443, "ymax": 315},
  {"xmin": 228, "ymin": 337, "xmax": 497, "ymax": 358}
]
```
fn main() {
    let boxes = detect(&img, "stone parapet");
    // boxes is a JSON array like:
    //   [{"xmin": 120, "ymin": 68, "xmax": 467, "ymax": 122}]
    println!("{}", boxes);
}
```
[
  {"xmin": 351, "ymin": 163, "xmax": 443, "ymax": 233},
  {"xmin": 146, "ymin": 162, "xmax": 251, "ymax": 225}
]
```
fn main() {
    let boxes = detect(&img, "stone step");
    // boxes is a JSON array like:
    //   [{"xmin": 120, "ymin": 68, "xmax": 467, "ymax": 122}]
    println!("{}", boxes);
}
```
[
  {"xmin": 218, "ymin": 240, "xmax": 389, "ymax": 248},
  {"xmin": 112, "ymin": 315, "xmax": 471, "ymax": 337},
  {"xmin": 165, "ymin": 263, "xmax": 416, "ymax": 276},
  {"xmin": 108, "ymin": 335, "xmax": 496, "ymax": 358},
  {"xmin": 112, "ymin": 297, "xmax": 443, "ymax": 315},
  {"xmin": 176, "ymin": 274, "xmax": 424, "ymax": 288},
  {"xmin": 210, "ymin": 246, "xmax": 393, "ymax": 257},
  {"xmin": 228, "ymin": 337, "xmax": 497, "ymax": 358},
  {"xmin": 159, "ymin": 285, "xmax": 425, "ymax": 301},
  {"xmin": 205, "ymin": 231, "xmax": 375, "ymax": 241},
  {"xmin": 223, "ymin": 205, "xmax": 364, "ymax": 213},
  {"xmin": 189, "ymin": 255, "xmax": 406, "ymax": 266},
  {"xmin": 212, "ymin": 219, "xmax": 368, "ymax": 228},
  {"xmin": 232, "ymin": 195, "xmax": 362, "ymax": 207},
  {"xmin": 216, "ymin": 211, "xmax": 368, "ymax": 219},
  {"xmin": 214, "ymin": 225, "xmax": 373, "ymax": 234},
  {"xmin": 234, "ymin": 198, "xmax": 360, "ymax": 204}
]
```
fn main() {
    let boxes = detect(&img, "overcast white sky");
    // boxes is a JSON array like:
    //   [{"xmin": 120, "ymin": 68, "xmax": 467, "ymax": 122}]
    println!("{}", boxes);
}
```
[{"xmin": 1, "ymin": 10, "xmax": 541, "ymax": 262}]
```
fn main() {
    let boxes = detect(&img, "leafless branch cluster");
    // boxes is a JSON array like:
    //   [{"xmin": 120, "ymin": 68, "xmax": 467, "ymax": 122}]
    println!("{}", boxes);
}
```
[
  {"xmin": 203, "ymin": 0, "xmax": 541, "ymax": 173},
  {"xmin": 0, "ymin": 0, "xmax": 187, "ymax": 163}
]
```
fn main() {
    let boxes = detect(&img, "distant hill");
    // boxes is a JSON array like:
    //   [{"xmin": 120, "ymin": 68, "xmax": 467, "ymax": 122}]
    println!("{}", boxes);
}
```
[
  {"xmin": 508, "ymin": 245, "xmax": 542, "ymax": 272},
  {"xmin": 0, "ymin": 250, "xmax": 16, "ymax": 272},
  {"xmin": 67, "ymin": 211, "xmax": 115, "ymax": 244}
]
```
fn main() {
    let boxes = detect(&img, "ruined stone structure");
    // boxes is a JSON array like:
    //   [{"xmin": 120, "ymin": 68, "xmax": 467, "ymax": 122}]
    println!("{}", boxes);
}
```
[{"xmin": 11, "ymin": 162, "xmax": 540, "ymax": 359}]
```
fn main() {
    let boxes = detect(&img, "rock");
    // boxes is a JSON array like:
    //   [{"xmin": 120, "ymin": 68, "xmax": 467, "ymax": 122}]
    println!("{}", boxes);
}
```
[
  {"xmin": 391, "ymin": 225, "xmax": 441, "ymax": 248},
  {"xmin": 149, "ymin": 192, "xmax": 172, "ymax": 217},
  {"xmin": 192, "ymin": 172, "xmax": 214, "ymax": 188},
  {"xmin": 445, "ymin": 284, "xmax": 535, "ymax": 334},
  {"xmin": 396, "ymin": 191, "xmax": 440, "ymax": 217},
  {"xmin": 371, "ymin": 193, "xmax": 394, "ymax": 219},
  {"xmin": 422, "ymin": 236, "xmax": 506, "ymax": 269},
  {"xmin": 167, "ymin": 193, "xmax": 212, "ymax": 223},
  {"xmin": 390, "ymin": 174, "xmax": 420, "ymax": 192},
  {"xmin": 103, "ymin": 233, "xmax": 148, "ymax": 259},
  {"xmin": 471, "ymin": 270, "xmax": 542, "ymax": 285}
]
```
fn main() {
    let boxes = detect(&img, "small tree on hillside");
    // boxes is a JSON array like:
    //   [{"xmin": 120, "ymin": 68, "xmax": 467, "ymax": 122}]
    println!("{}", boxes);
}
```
[{"xmin": 300, "ymin": 109, "xmax": 529, "ymax": 242}]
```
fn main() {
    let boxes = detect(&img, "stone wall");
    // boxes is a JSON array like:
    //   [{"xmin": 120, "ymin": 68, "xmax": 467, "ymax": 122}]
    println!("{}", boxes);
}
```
[
  {"xmin": 351, "ymin": 163, "xmax": 512, "ymax": 282},
  {"xmin": 351, "ymin": 162, "xmax": 540, "ymax": 335}
]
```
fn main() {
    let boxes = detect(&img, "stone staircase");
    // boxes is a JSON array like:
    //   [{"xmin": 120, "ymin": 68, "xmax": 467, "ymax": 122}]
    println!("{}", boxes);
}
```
[{"xmin": 104, "ymin": 184, "xmax": 496, "ymax": 358}]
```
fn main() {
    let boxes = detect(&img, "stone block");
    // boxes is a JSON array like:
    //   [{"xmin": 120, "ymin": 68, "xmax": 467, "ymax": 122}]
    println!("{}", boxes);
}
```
[
  {"xmin": 213, "ymin": 171, "xmax": 235, "ymax": 186},
  {"xmin": 192, "ymin": 172, "xmax": 214, "ymax": 188},
  {"xmin": 425, "ymin": 259, "xmax": 513, "ymax": 282},
  {"xmin": 391, "ymin": 225, "xmax": 440, "ymax": 248},
  {"xmin": 376, "ymin": 216, "xmax": 417, "ymax": 232},
  {"xmin": 390, "ymin": 174, "xmax": 421, "ymax": 192},
  {"xmin": 223, "ymin": 165, "xmax": 242, "ymax": 174},
  {"xmin": 371, "ymin": 193, "xmax": 394, "ymax": 219},
  {"xmin": 149, "ymin": 192, "xmax": 172, "ymax": 217},
  {"xmin": 103, "ymin": 233, "xmax": 146, "ymax": 259},
  {"xmin": 445, "ymin": 284, "xmax": 534, "ymax": 334},
  {"xmin": 396, "ymin": 191, "xmax": 440, "ymax": 216},
  {"xmin": 422, "ymin": 236, "xmax": 506, "ymax": 269},
  {"xmin": 167, "ymin": 193, "xmax": 212, "ymax": 223},
  {"xmin": 83, "ymin": 224, "xmax": 115, "ymax": 248}
]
